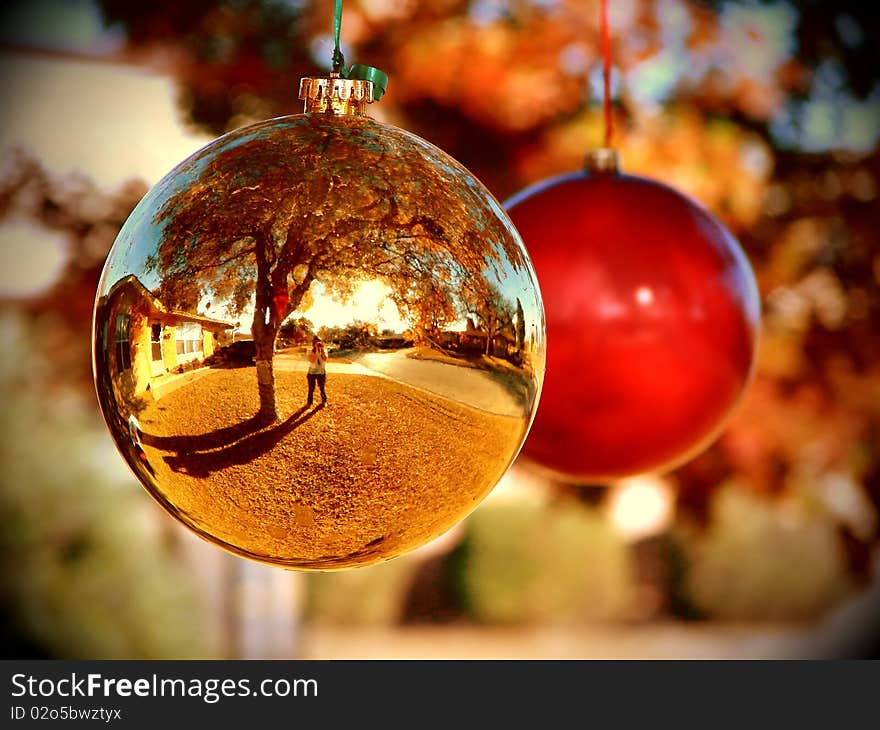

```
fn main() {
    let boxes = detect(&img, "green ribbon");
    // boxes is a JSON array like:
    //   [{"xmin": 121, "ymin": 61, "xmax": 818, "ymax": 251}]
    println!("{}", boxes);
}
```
[
  {"xmin": 332, "ymin": 0, "xmax": 344, "ymax": 72},
  {"xmin": 331, "ymin": 0, "xmax": 389, "ymax": 100},
  {"xmin": 348, "ymin": 64, "xmax": 388, "ymax": 100}
]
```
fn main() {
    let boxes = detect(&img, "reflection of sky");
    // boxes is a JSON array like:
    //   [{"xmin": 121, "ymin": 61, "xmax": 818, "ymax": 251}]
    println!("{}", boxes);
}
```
[
  {"xmin": 101, "ymin": 161, "xmax": 198, "ymax": 294},
  {"xmin": 301, "ymin": 280, "xmax": 408, "ymax": 333}
]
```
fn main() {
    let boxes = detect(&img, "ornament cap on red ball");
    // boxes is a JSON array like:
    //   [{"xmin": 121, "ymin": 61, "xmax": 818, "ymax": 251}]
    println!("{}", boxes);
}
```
[
  {"xmin": 584, "ymin": 147, "xmax": 620, "ymax": 175},
  {"xmin": 506, "ymin": 148, "xmax": 760, "ymax": 484}
]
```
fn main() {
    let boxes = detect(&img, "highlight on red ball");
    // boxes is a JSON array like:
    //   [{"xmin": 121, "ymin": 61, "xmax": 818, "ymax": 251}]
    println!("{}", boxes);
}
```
[{"xmin": 506, "ymin": 168, "xmax": 760, "ymax": 483}]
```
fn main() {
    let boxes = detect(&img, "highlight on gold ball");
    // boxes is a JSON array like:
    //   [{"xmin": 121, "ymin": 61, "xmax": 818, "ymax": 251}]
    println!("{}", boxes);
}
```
[{"xmin": 92, "ymin": 71, "xmax": 546, "ymax": 570}]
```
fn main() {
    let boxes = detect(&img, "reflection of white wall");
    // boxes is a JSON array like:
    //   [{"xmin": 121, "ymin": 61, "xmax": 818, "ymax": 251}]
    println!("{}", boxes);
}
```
[
  {"xmin": 0, "ymin": 218, "xmax": 67, "ymax": 297},
  {"xmin": 0, "ymin": 52, "xmax": 212, "ymax": 190},
  {"xmin": 0, "ymin": 50, "xmax": 213, "ymax": 297}
]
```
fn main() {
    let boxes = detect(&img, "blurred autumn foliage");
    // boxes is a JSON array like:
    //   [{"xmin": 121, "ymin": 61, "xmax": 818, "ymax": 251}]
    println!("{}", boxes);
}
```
[{"xmin": 1, "ymin": 0, "xmax": 879, "ymax": 656}]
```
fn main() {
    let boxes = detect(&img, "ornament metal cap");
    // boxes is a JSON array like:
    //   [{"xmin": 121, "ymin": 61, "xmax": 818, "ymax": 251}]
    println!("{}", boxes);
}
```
[
  {"xmin": 298, "ymin": 73, "xmax": 375, "ymax": 116},
  {"xmin": 585, "ymin": 148, "xmax": 620, "ymax": 175}
]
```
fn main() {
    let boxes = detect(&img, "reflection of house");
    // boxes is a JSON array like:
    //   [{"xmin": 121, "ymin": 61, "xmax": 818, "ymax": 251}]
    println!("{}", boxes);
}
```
[
  {"xmin": 438, "ymin": 319, "xmax": 517, "ymax": 357},
  {"xmin": 375, "ymin": 334, "xmax": 411, "ymax": 349},
  {"xmin": 96, "ymin": 275, "xmax": 233, "ymax": 401}
]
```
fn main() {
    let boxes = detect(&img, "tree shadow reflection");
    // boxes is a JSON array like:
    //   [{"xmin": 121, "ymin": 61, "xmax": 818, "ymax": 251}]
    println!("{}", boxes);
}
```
[
  {"xmin": 141, "ymin": 405, "xmax": 323, "ymax": 478},
  {"xmin": 481, "ymin": 368, "xmax": 535, "ymax": 415},
  {"xmin": 141, "ymin": 414, "xmax": 267, "ymax": 453}
]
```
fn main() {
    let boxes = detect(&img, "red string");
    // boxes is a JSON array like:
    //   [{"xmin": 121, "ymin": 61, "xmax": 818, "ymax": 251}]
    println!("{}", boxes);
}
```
[{"xmin": 601, "ymin": 0, "xmax": 613, "ymax": 148}]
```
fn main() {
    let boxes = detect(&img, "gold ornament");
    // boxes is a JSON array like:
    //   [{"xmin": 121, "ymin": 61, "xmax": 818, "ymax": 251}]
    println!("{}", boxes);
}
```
[{"xmin": 93, "ymin": 73, "xmax": 546, "ymax": 569}]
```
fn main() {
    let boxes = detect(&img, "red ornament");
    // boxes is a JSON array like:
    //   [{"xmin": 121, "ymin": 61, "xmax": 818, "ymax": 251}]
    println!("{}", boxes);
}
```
[
  {"xmin": 272, "ymin": 289, "xmax": 290, "ymax": 319},
  {"xmin": 506, "ymin": 154, "xmax": 760, "ymax": 482}
]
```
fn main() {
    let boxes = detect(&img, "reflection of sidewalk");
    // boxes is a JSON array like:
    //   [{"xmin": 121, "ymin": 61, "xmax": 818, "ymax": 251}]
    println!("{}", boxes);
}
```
[
  {"xmin": 352, "ymin": 349, "xmax": 523, "ymax": 418},
  {"xmin": 168, "ymin": 352, "xmax": 525, "ymax": 417},
  {"xmin": 273, "ymin": 354, "xmax": 379, "ymax": 377},
  {"xmin": 151, "ymin": 366, "xmax": 215, "ymax": 401},
  {"xmin": 154, "ymin": 356, "xmax": 381, "ymax": 402}
]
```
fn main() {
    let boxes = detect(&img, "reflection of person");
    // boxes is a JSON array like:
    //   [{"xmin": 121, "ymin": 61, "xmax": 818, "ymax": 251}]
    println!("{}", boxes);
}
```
[{"xmin": 306, "ymin": 337, "xmax": 328, "ymax": 407}]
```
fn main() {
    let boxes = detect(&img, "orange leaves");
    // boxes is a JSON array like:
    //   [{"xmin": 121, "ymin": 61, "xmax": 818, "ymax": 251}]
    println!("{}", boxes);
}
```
[
  {"xmin": 516, "ymin": 106, "xmax": 773, "ymax": 231},
  {"xmin": 393, "ymin": 17, "xmax": 587, "ymax": 131}
]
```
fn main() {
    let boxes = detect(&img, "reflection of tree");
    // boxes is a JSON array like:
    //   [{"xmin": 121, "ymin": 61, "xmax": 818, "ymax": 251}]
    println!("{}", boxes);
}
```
[
  {"xmin": 392, "ymin": 263, "xmax": 457, "ymax": 346},
  {"xmin": 515, "ymin": 298, "xmax": 526, "ymax": 354},
  {"xmin": 279, "ymin": 316, "xmax": 314, "ymax": 345},
  {"xmin": 464, "ymin": 281, "xmax": 515, "ymax": 356},
  {"xmin": 318, "ymin": 320, "xmax": 376, "ymax": 350},
  {"xmin": 149, "ymin": 115, "xmax": 526, "ymax": 421}
]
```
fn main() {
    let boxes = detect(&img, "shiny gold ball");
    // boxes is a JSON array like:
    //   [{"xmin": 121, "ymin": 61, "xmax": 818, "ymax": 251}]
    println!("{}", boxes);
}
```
[{"xmin": 93, "ymin": 111, "xmax": 545, "ymax": 569}]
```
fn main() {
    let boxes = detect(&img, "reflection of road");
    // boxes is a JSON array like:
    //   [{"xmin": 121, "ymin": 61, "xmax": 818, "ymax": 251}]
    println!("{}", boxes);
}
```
[{"xmin": 352, "ymin": 348, "xmax": 522, "ymax": 418}]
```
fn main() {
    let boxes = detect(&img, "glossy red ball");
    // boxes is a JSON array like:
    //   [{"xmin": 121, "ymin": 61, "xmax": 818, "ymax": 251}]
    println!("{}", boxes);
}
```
[{"xmin": 506, "ymin": 169, "xmax": 760, "ymax": 482}]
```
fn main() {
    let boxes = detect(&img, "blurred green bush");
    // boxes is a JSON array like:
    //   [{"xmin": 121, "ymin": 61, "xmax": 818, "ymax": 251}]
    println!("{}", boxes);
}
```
[
  {"xmin": 303, "ymin": 555, "xmax": 420, "ymax": 626},
  {"xmin": 451, "ymin": 497, "xmax": 635, "ymax": 624},
  {"xmin": 678, "ymin": 482, "xmax": 854, "ymax": 621},
  {"xmin": 0, "ymin": 314, "xmax": 215, "ymax": 658}
]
